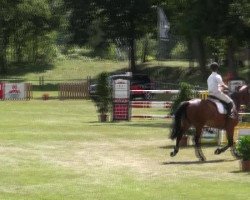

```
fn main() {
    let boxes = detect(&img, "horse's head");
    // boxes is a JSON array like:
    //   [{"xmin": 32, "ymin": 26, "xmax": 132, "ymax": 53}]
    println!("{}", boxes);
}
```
[{"xmin": 232, "ymin": 85, "xmax": 250, "ymax": 110}]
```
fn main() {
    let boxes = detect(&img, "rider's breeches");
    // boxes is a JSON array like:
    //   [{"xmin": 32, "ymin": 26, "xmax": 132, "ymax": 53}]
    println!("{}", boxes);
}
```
[{"xmin": 209, "ymin": 91, "xmax": 233, "ymax": 104}]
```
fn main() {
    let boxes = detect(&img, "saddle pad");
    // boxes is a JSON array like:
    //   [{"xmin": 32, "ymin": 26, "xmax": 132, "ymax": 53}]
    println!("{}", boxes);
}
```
[{"xmin": 208, "ymin": 98, "xmax": 227, "ymax": 114}]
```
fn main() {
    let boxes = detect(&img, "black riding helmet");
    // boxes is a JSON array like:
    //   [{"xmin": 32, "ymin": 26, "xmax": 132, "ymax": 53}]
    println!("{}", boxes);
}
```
[{"xmin": 210, "ymin": 62, "xmax": 219, "ymax": 71}]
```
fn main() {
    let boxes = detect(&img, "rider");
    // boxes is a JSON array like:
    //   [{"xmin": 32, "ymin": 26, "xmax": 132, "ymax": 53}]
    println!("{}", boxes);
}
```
[{"xmin": 207, "ymin": 62, "xmax": 234, "ymax": 118}]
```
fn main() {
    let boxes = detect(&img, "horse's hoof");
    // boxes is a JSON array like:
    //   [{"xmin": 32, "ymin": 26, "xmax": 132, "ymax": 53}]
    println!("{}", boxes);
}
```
[
  {"xmin": 199, "ymin": 157, "xmax": 206, "ymax": 162},
  {"xmin": 214, "ymin": 149, "xmax": 221, "ymax": 155},
  {"xmin": 170, "ymin": 152, "xmax": 176, "ymax": 157}
]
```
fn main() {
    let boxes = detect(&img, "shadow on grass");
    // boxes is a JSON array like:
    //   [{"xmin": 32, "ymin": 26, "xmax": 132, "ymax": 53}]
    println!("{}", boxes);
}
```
[
  {"xmin": 159, "ymin": 143, "xmax": 220, "ymax": 150},
  {"xmin": 230, "ymin": 170, "xmax": 250, "ymax": 174},
  {"xmin": 33, "ymin": 84, "xmax": 59, "ymax": 91},
  {"xmin": 88, "ymin": 121, "xmax": 172, "ymax": 129},
  {"xmin": 162, "ymin": 159, "xmax": 235, "ymax": 165},
  {"xmin": 94, "ymin": 63, "xmax": 206, "ymax": 87},
  {"xmin": 124, "ymin": 122, "xmax": 171, "ymax": 129},
  {"xmin": 5, "ymin": 62, "xmax": 54, "ymax": 77}
]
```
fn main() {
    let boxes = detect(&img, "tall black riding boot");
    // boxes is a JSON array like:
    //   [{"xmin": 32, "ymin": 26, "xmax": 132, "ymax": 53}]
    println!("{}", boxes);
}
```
[{"xmin": 226, "ymin": 102, "xmax": 233, "ymax": 118}]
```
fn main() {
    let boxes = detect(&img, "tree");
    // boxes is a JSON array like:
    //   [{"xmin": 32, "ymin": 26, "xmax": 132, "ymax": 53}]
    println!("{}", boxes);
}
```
[
  {"xmin": 162, "ymin": 0, "xmax": 211, "ymax": 78},
  {"xmin": 218, "ymin": 0, "xmax": 250, "ymax": 76},
  {"xmin": 65, "ymin": 0, "xmax": 157, "ymax": 72},
  {"xmin": 0, "ymin": 0, "xmax": 20, "ymax": 73},
  {"xmin": 162, "ymin": 0, "xmax": 250, "ymax": 78},
  {"xmin": 0, "ymin": 0, "xmax": 64, "ymax": 74},
  {"xmin": 64, "ymin": 0, "xmax": 97, "ymax": 46}
]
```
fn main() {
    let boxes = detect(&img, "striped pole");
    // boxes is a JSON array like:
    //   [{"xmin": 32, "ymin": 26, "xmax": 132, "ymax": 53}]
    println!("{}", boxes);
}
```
[
  {"xmin": 132, "ymin": 114, "xmax": 173, "ymax": 119},
  {"xmin": 131, "ymin": 101, "xmax": 172, "ymax": 108},
  {"xmin": 131, "ymin": 89, "xmax": 179, "ymax": 94},
  {"xmin": 130, "ymin": 90, "xmax": 209, "ymax": 120},
  {"xmin": 131, "ymin": 89, "xmax": 208, "ymax": 94}
]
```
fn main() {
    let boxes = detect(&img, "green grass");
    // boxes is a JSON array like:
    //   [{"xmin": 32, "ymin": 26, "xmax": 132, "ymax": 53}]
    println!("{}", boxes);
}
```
[
  {"xmin": 0, "ymin": 98, "xmax": 249, "ymax": 200},
  {"xmin": 141, "ymin": 60, "xmax": 198, "ymax": 68},
  {"xmin": 1, "ymin": 58, "xmax": 249, "ymax": 87},
  {"xmin": 2, "ymin": 59, "xmax": 129, "ymax": 82},
  {"xmin": 0, "ymin": 58, "xmax": 249, "ymax": 199},
  {"xmin": 1, "ymin": 59, "xmax": 200, "ymax": 83}
]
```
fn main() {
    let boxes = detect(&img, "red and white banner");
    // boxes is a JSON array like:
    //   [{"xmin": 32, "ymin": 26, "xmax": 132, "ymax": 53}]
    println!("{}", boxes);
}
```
[
  {"xmin": 4, "ymin": 83, "xmax": 26, "ymax": 100},
  {"xmin": 0, "ymin": 83, "xmax": 4, "ymax": 99},
  {"xmin": 112, "ymin": 78, "xmax": 131, "ymax": 121}
]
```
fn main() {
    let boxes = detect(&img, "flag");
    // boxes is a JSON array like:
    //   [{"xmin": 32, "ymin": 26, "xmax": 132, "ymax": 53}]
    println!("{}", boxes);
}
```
[{"xmin": 157, "ymin": 7, "xmax": 170, "ymax": 41}]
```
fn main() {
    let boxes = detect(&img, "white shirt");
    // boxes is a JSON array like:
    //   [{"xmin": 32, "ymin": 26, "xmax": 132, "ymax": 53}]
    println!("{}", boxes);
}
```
[{"xmin": 207, "ymin": 72, "xmax": 224, "ymax": 94}]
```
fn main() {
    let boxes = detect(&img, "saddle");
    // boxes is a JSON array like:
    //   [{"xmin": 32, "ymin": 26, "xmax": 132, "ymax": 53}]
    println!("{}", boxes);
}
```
[{"xmin": 207, "ymin": 95, "xmax": 228, "ymax": 115}]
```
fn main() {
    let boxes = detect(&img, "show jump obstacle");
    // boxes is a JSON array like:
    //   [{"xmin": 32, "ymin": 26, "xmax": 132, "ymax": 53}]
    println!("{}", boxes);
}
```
[
  {"xmin": 130, "ymin": 89, "xmax": 208, "ymax": 119},
  {"xmin": 111, "ymin": 74, "xmax": 208, "ymax": 121},
  {"xmin": 112, "ymin": 76, "xmax": 249, "ymax": 142},
  {"xmin": 112, "ymin": 76, "xmax": 131, "ymax": 121}
]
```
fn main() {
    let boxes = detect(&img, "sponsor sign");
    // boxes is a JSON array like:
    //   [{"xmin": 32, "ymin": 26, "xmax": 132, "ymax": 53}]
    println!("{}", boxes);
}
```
[
  {"xmin": 113, "ymin": 79, "xmax": 130, "ymax": 99},
  {"xmin": 4, "ymin": 83, "xmax": 26, "ymax": 99},
  {"xmin": 0, "ymin": 83, "xmax": 3, "ymax": 99},
  {"xmin": 112, "ymin": 78, "xmax": 131, "ymax": 121},
  {"xmin": 113, "ymin": 104, "xmax": 130, "ymax": 120}
]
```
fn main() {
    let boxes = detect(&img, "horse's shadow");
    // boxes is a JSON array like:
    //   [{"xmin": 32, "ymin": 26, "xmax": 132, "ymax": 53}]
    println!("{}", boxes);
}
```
[
  {"xmin": 159, "ymin": 144, "xmax": 218, "ymax": 150},
  {"xmin": 162, "ymin": 159, "xmax": 236, "ymax": 165}
]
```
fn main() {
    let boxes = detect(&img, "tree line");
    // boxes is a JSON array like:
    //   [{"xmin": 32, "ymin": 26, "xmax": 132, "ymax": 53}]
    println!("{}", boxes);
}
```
[
  {"xmin": 0, "ymin": 0, "xmax": 64, "ymax": 74},
  {"xmin": 0, "ymin": 0, "xmax": 249, "ymax": 78}
]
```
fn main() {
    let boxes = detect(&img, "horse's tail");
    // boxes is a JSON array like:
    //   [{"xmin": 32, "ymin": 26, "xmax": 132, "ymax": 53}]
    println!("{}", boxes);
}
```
[{"xmin": 170, "ymin": 101, "xmax": 189, "ymax": 140}]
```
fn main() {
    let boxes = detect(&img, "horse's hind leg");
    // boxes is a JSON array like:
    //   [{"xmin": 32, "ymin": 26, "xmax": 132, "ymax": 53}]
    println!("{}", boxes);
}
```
[
  {"xmin": 170, "ymin": 134, "xmax": 182, "ymax": 157},
  {"xmin": 194, "ymin": 126, "xmax": 206, "ymax": 161},
  {"xmin": 170, "ymin": 120, "xmax": 190, "ymax": 157},
  {"xmin": 170, "ymin": 120, "xmax": 191, "ymax": 157}
]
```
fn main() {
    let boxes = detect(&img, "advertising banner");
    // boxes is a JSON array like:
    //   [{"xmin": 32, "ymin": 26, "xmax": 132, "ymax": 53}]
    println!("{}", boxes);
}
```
[
  {"xmin": 113, "ymin": 79, "xmax": 130, "ymax": 99},
  {"xmin": 0, "ymin": 83, "xmax": 3, "ymax": 99},
  {"xmin": 112, "ymin": 78, "xmax": 131, "ymax": 121},
  {"xmin": 4, "ymin": 83, "xmax": 26, "ymax": 100}
]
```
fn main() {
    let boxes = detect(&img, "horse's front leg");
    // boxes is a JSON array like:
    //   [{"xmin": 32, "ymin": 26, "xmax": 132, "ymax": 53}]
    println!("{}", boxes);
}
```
[
  {"xmin": 214, "ymin": 145, "xmax": 230, "ymax": 155},
  {"xmin": 215, "ymin": 128, "xmax": 234, "ymax": 155},
  {"xmin": 194, "ymin": 127, "xmax": 206, "ymax": 162}
]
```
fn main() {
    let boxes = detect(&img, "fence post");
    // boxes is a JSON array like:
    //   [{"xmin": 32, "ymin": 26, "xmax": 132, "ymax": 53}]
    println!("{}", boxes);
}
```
[{"xmin": 39, "ymin": 76, "xmax": 44, "ymax": 88}]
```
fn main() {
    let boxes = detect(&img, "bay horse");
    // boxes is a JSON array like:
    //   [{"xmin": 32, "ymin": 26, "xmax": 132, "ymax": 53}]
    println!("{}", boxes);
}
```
[{"xmin": 170, "ymin": 85, "xmax": 250, "ymax": 161}]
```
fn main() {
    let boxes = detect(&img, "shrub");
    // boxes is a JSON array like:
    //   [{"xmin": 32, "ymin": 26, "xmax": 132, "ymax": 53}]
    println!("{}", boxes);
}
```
[
  {"xmin": 236, "ymin": 136, "xmax": 250, "ymax": 161},
  {"xmin": 93, "ymin": 72, "xmax": 112, "ymax": 115},
  {"xmin": 171, "ymin": 82, "xmax": 197, "ymax": 114}
]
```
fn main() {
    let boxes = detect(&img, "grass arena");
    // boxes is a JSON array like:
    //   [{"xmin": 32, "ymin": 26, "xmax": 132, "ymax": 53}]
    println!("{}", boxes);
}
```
[{"xmin": 0, "ymin": 96, "xmax": 250, "ymax": 200}]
